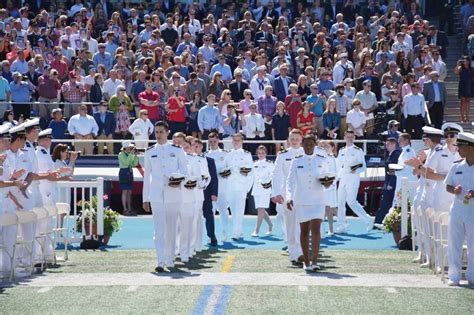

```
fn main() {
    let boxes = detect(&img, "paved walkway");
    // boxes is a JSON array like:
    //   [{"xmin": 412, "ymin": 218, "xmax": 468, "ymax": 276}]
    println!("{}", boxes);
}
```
[{"xmin": 8, "ymin": 272, "xmax": 462, "ymax": 289}]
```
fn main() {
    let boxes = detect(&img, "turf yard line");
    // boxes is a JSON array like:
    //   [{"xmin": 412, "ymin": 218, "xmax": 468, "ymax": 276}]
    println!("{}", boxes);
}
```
[
  {"xmin": 192, "ymin": 285, "xmax": 214, "ymax": 315},
  {"xmin": 204, "ymin": 285, "xmax": 222, "ymax": 315},
  {"xmin": 37, "ymin": 287, "xmax": 52, "ymax": 293},
  {"xmin": 221, "ymin": 255, "xmax": 234, "ymax": 272},
  {"xmin": 385, "ymin": 287, "xmax": 398, "ymax": 293},
  {"xmin": 214, "ymin": 285, "xmax": 232, "ymax": 315},
  {"xmin": 12, "ymin": 272, "xmax": 456, "ymax": 289}
]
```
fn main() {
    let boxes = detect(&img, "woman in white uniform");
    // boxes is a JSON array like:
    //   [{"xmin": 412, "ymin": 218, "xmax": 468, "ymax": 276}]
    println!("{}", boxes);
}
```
[
  {"xmin": 287, "ymin": 135, "xmax": 331, "ymax": 271},
  {"xmin": 251, "ymin": 145, "xmax": 274, "ymax": 237},
  {"xmin": 319, "ymin": 140, "xmax": 338, "ymax": 236}
]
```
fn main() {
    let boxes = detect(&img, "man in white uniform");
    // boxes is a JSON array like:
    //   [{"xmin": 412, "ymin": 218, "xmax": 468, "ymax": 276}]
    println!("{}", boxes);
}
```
[
  {"xmin": 205, "ymin": 132, "xmax": 230, "ymax": 241},
  {"xmin": 143, "ymin": 121, "xmax": 188, "ymax": 272},
  {"xmin": 271, "ymin": 129, "xmax": 304, "ymax": 263},
  {"xmin": 224, "ymin": 133, "xmax": 253, "ymax": 241},
  {"xmin": 444, "ymin": 132, "xmax": 474, "ymax": 287},
  {"xmin": 336, "ymin": 130, "xmax": 374, "ymax": 233}
]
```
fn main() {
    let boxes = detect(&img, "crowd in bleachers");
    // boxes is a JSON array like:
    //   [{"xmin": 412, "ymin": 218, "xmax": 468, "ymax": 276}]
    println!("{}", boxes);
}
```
[{"xmin": 0, "ymin": 0, "xmax": 462, "ymax": 154}]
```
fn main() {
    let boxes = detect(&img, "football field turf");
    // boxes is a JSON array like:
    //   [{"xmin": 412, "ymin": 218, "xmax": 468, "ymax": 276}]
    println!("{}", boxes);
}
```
[{"xmin": 1, "ymin": 249, "xmax": 473, "ymax": 314}]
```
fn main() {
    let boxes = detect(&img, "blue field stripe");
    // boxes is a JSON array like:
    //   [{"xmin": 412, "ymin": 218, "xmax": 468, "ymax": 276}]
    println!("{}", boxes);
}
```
[
  {"xmin": 214, "ymin": 285, "xmax": 232, "ymax": 315},
  {"xmin": 191, "ymin": 285, "xmax": 214, "ymax": 315}
]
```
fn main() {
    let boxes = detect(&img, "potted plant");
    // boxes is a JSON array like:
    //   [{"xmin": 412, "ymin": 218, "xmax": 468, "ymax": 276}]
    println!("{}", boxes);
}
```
[
  {"xmin": 76, "ymin": 195, "xmax": 122, "ymax": 245},
  {"xmin": 383, "ymin": 202, "xmax": 412, "ymax": 248}
]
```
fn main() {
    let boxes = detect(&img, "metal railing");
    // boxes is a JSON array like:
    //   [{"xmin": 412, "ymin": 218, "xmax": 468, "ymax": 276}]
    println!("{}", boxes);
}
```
[{"xmin": 56, "ymin": 177, "xmax": 104, "ymax": 243}]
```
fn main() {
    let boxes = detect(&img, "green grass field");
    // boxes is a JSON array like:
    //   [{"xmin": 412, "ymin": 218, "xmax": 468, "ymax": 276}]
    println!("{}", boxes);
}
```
[{"xmin": 1, "ymin": 249, "xmax": 473, "ymax": 314}]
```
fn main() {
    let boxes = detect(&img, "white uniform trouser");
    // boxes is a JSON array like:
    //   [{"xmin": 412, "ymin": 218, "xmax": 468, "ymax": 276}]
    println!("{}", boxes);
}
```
[
  {"xmin": 227, "ymin": 190, "xmax": 247, "ymax": 239},
  {"xmin": 420, "ymin": 184, "xmax": 435, "ymax": 261},
  {"xmin": 0, "ymin": 198, "xmax": 16, "ymax": 274},
  {"xmin": 284, "ymin": 208, "xmax": 302, "ymax": 260},
  {"xmin": 412, "ymin": 183, "xmax": 424, "ymax": 255},
  {"xmin": 191, "ymin": 202, "xmax": 203, "ymax": 252},
  {"xmin": 38, "ymin": 190, "xmax": 55, "ymax": 262},
  {"xmin": 178, "ymin": 202, "xmax": 194, "ymax": 262},
  {"xmin": 448, "ymin": 205, "xmax": 474, "ymax": 283},
  {"xmin": 15, "ymin": 188, "xmax": 36, "ymax": 268},
  {"xmin": 275, "ymin": 203, "xmax": 287, "ymax": 240},
  {"xmin": 216, "ymin": 192, "xmax": 229, "ymax": 237},
  {"xmin": 337, "ymin": 177, "xmax": 371, "ymax": 226},
  {"xmin": 151, "ymin": 201, "xmax": 180, "ymax": 267}
]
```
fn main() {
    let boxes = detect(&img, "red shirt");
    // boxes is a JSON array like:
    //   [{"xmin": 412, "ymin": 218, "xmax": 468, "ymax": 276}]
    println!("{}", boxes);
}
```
[
  {"xmin": 297, "ymin": 111, "xmax": 315, "ymax": 135},
  {"xmin": 50, "ymin": 59, "xmax": 68, "ymax": 81},
  {"xmin": 139, "ymin": 90, "xmax": 160, "ymax": 121},
  {"xmin": 285, "ymin": 94, "xmax": 302, "ymax": 128},
  {"xmin": 167, "ymin": 96, "xmax": 186, "ymax": 122}
]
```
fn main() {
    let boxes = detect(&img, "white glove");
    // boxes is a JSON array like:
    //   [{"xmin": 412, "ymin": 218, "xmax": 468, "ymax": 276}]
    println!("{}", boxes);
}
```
[{"xmin": 212, "ymin": 201, "xmax": 218, "ymax": 214}]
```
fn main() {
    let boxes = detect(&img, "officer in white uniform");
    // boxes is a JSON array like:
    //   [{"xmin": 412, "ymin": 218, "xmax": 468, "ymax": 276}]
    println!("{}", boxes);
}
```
[
  {"xmin": 0, "ymin": 125, "xmax": 23, "ymax": 276},
  {"xmin": 251, "ymin": 145, "xmax": 275, "ymax": 237},
  {"xmin": 336, "ymin": 130, "xmax": 374, "ymax": 233},
  {"xmin": 318, "ymin": 140, "xmax": 338, "ymax": 236},
  {"xmin": 143, "ymin": 121, "xmax": 188, "ymax": 272},
  {"xmin": 193, "ymin": 144, "xmax": 210, "ymax": 252},
  {"xmin": 224, "ymin": 133, "xmax": 253, "ymax": 241},
  {"xmin": 444, "ymin": 132, "xmax": 474, "ymax": 286},
  {"xmin": 393, "ymin": 133, "xmax": 417, "ymax": 207},
  {"xmin": 417, "ymin": 126, "xmax": 444, "ymax": 267},
  {"xmin": 205, "ymin": 132, "xmax": 230, "ymax": 241},
  {"xmin": 271, "ymin": 129, "xmax": 304, "ymax": 262},
  {"xmin": 23, "ymin": 118, "xmax": 42, "ymax": 208}
]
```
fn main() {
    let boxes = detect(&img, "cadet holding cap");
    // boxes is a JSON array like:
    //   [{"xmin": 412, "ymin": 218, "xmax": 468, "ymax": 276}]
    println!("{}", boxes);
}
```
[{"xmin": 444, "ymin": 132, "xmax": 474, "ymax": 286}]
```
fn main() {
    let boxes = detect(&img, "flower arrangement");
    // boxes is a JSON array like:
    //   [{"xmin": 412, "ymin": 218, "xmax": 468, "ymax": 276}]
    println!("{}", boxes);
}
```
[
  {"xmin": 383, "ymin": 199, "xmax": 412, "ymax": 234},
  {"xmin": 76, "ymin": 195, "xmax": 122, "ymax": 237}
]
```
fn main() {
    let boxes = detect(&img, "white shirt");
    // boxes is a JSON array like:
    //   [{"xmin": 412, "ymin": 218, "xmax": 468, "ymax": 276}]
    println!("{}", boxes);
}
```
[
  {"xmin": 243, "ymin": 113, "xmax": 265, "ymax": 138},
  {"xmin": 86, "ymin": 38, "xmax": 99, "ymax": 55},
  {"xmin": 287, "ymin": 153, "xmax": 326, "ymax": 205},
  {"xmin": 333, "ymin": 62, "xmax": 354, "ymax": 85},
  {"xmin": 205, "ymin": 148, "xmax": 229, "ymax": 196},
  {"xmin": 252, "ymin": 159, "xmax": 275, "ymax": 196},
  {"xmin": 128, "ymin": 118, "xmax": 154, "ymax": 149},
  {"xmin": 36, "ymin": 145, "xmax": 56, "ymax": 204},
  {"xmin": 103, "ymin": 78, "xmax": 124, "ymax": 100},
  {"xmin": 444, "ymin": 159, "xmax": 474, "ymax": 210},
  {"xmin": 346, "ymin": 109, "xmax": 367, "ymax": 130},
  {"xmin": 250, "ymin": 76, "xmax": 271, "ymax": 100},
  {"xmin": 336, "ymin": 144, "xmax": 367, "ymax": 179},
  {"xmin": 224, "ymin": 148, "xmax": 254, "ymax": 193},
  {"xmin": 67, "ymin": 114, "xmax": 99, "ymax": 136},
  {"xmin": 403, "ymin": 93, "xmax": 426, "ymax": 118},
  {"xmin": 271, "ymin": 147, "xmax": 304, "ymax": 198}
]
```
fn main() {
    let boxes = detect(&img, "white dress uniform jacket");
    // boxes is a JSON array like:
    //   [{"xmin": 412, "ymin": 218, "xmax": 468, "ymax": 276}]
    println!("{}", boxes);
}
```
[
  {"xmin": 420, "ymin": 143, "xmax": 444, "ymax": 210},
  {"xmin": 0, "ymin": 156, "xmax": 16, "ymax": 274},
  {"xmin": 24, "ymin": 140, "xmax": 42, "ymax": 207},
  {"xmin": 224, "ymin": 148, "xmax": 254, "ymax": 194},
  {"xmin": 432, "ymin": 145, "xmax": 460, "ymax": 212},
  {"xmin": 393, "ymin": 144, "xmax": 417, "ymax": 206},
  {"xmin": 252, "ymin": 159, "xmax": 275, "ymax": 208},
  {"xmin": 128, "ymin": 118, "xmax": 154, "ymax": 150},
  {"xmin": 35, "ymin": 146, "xmax": 56, "ymax": 205}
]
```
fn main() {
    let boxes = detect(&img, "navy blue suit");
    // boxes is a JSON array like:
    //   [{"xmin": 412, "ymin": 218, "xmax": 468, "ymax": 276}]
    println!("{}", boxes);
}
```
[
  {"xmin": 273, "ymin": 75, "xmax": 295, "ymax": 102},
  {"xmin": 375, "ymin": 149, "xmax": 401, "ymax": 224},
  {"xmin": 93, "ymin": 111, "xmax": 116, "ymax": 137},
  {"xmin": 203, "ymin": 157, "xmax": 218, "ymax": 242}
]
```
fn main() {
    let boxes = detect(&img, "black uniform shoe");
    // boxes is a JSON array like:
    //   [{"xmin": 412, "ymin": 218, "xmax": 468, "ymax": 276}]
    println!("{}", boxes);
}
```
[
  {"xmin": 231, "ymin": 237, "xmax": 239, "ymax": 241},
  {"xmin": 209, "ymin": 239, "xmax": 218, "ymax": 247},
  {"xmin": 154, "ymin": 266, "xmax": 165, "ymax": 273}
]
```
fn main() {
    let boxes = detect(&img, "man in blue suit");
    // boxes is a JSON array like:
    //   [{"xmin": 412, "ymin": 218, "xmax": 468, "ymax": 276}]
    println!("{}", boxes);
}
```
[
  {"xmin": 195, "ymin": 140, "xmax": 219, "ymax": 246},
  {"xmin": 375, "ymin": 137, "xmax": 401, "ymax": 225},
  {"xmin": 272, "ymin": 64, "xmax": 294, "ymax": 102},
  {"xmin": 93, "ymin": 100, "xmax": 116, "ymax": 154}
]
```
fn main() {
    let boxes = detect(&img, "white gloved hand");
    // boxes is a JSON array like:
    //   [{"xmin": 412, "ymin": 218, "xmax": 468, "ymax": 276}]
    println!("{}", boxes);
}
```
[{"xmin": 212, "ymin": 201, "xmax": 218, "ymax": 214}]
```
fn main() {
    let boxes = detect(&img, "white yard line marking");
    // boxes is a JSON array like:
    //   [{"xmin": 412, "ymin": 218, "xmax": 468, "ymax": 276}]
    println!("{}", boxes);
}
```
[
  {"xmin": 204, "ymin": 286, "xmax": 223, "ymax": 315},
  {"xmin": 9, "ymin": 272, "xmax": 455, "ymax": 289},
  {"xmin": 298, "ymin": 285, "xmax": 308, "ymax": 292},
  {"xmin": 385, "ymin": 287, "xmax": 398, "ymax": 293},
  {"xmin": 126, "ymin": 285, "xmax": 139, "ymax": 292},
  {"xmin": 37, "ymin": 287, "xmax": 52, "ymax": 293}
]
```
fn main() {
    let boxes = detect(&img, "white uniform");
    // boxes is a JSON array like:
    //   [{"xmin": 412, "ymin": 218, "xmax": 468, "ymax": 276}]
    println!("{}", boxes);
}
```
[
  {"xmin": 271, "ymin": 147, "xmax": 304, "ymax": 260},
  {"xmin": 128, "ymin": 118, "xmax": 154, "ymax": 150},
  {"xmin": 432, "ymin": 145, "xmax": 460, "ymax": 212},
  {"xmin": 251, "ymin": 159, "xmax": 275, "ymax": 208},
  {"xmin": 192, "ymin": 154, "xmax": 210, "ymax": 252},
  {"xmin": 143, "ymin": 143, "xmax": 188, "ymax": 268},
  {"xmin": 0, "ymin": 155, "xmax": 17, "ymax": 275},
  {"xmin": 393, "ymin": 144, "xmax": 417, "ymax": 207},
  {"xmin": 205, "ymin": 148, "xmax": 229, "ymax": 238},
  {"xmin": 24, "ymin": 140, "xmax": 42, "ymax": 208},
  {"xmin": 444, "ymin": 159, "xmax": 474, "ymax": 284},
  {"xmin": 336, "ymin": 145, "xmax": 373, "ymax": 230},
  {"xmin": 287, "ymin": 153, "xmax": 326, "ymax": 223},
  {"xmin": 224, "ymin": 148, "xmax": 253, "ymax": 239},
  {"xmin": 323, "ymin": 153, "xmax": 338, "ymax": 208}
]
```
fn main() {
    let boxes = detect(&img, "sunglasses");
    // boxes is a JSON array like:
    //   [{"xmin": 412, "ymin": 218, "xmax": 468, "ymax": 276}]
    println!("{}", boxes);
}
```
[
  {"xmin": 142, "ymin": 113, "xmax": 149, "ymax": 116},
  {"xmin": 445, "ymin": 133, "xmax": 457, "ymax": 138}
]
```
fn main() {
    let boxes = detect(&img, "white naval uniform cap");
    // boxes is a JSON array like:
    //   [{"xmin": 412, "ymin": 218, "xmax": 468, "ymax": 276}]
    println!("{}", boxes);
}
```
[
  {"xmin": 388, "ymin": 163, "xmax": 404, "ymax": 171},
  {"xmin": 441, "ymin": 122, "xmax": 463, "ymax": 134},
  {"xmin": 421, "ymin": 126, "xmax": 443, "ymax": 138},
  {"xmin": 457, "ymin": 132, "xmax": 474, "ymax": 147},
  {"xmin": 0, "ymin": 124, "xmax": 11, "ymax": 138},
  {"xmin": 38, "ymin": 128, "xmax": 52, "ymax": 139},
  {"xmin": 9, "ymin": 124, "xmax": 26, "ymax": 136},
  {"xmin": 21, "ymin": 117, "xmax": 40, "ymax": 130}
]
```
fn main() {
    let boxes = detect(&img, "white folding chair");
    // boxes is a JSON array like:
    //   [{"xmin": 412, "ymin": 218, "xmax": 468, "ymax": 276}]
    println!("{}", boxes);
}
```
[
  {"xmin": 416, "ymin": 206, "xmax": 426, "ymax": 261},
  {"xmin": 0, "ymin": 212, "xmax": 18, "ymax": 281},
  {"xmin": 14, "ymin": 211, "xmax": 37, "ymax": 277},
  {"xmin": 53, "ymin": 203, "xmax": 70, "ymax": 261},
  {"xmin": 439, "ymin": 212, "xmax": 450, "ymax": 282},
  {"xmin": 42, "ymin": 205, "xmax": 58, "ymax": 265},
  {"xmin": 425, "ymin": 208, "xmax": 436, "ymax": 270},
  {"xmin": 32, "ymin": 207, "xmax": 49, "ymax": 271}
]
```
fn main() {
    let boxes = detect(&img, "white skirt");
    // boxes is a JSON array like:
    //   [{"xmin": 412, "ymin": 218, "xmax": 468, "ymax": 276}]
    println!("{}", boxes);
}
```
[
  {"xmin": 295, "ymin": 204, "xmax": 325, "ymax": 223},
  {"xmin": 253, "ymin": 194, "xmax": 271, "ymax": 209},
  {"xmin": 324, "ymin": 185, "xmax": 338, "ymax": 208}
]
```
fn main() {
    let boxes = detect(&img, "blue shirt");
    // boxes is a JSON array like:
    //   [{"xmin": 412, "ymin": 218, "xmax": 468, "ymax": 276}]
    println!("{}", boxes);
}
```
[
  {"xmin": 10, "ymin": 81, "xmax": 30, "ymax": 102},
  {"xmin": 317, "ymin": 80, "xmax": 335, "ymax": 94},
  {"xmin": 271, "ymin": 112, "xmax": 291, "ymax": 140},
  {"xmin": 131, "ymin": 80, "xmax": 146, "ymax": 102},
  {"xmin": 48, "ymin": 119, "xmax": 68, "ymax": 139},
  {"xmin": 93, "ymin": 52, "xmax": 114, "ymax": 71},
  {"xmin": 221, "ymin": 113, "xmax": 241, "ymax": 137},
  {"xmin": 197, "ymin": 104, "xmax": 221, "ymax": 132},
  {"xmin": 105, "ymin": 42, "xmax": 119, "ymax": 56},
  {"xmin": 0, "ymin": 76, "xmax": 11, "ymax": 100},
  {"xmin": 176, "ymin": 41, "xmax": 198, "ymax": 57},
  {"xmin": 210, "ymin": 63, "xmax": 233, "ymax": 82},
  {"xmin": 307, "ymin": 94, "xmax": 325, "ymax": 117},
  {"xmin": 322, "ymin": 111, "xmax": 341, "ymax": 130}
]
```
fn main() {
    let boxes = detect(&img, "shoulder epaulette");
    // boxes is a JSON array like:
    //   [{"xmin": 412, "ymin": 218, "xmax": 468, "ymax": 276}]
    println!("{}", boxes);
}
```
[
  {"xmin": 171, "ymin": 144, "xmax": 181, "ymax": 148},
  {"xmin": 280, "ymin": 148, "xmax": 288, "ymax": 154},
  {"xmin": 198, "ymin": 153, "xmax": 205, "ymax": 157},
  {"xmin": 266, "ymin": 159, "xmax": 273, "ymax": 163},
  {"xmin": 146, "ymin": 145, "xmax": 154, "ymax": 151},
  {"xmin": 41, "ymin": 149, "xmax": 47, "ymax": 154},
  {"xmin": 453, "ymin": 159, "xmax": 464, "ymax": 163},
  {"xmin": 295, "ymin": 155, "xmax": 303, "ymax": 159},
  {"xmin": 186, "ymin": 152, "xmax": 193, "ymax": 156},
  {"xmin": 243, "ymin": 149, "xmax": 250, "ymax": 153},
  {"xmin": 223, "ymin": 149, "xmax": 230, "ymax": 153},
  {"xmin": 21, "ymin": 148, "xmax": 28, "ymax": 152},
  {"xmin": 406, "ymin": 148, "xmax": 410, "ymax": 152},
  {"xmin": 25, "ymin": 142, "xmax": 31, "ymax": 148},
  {"xmin": 315, "ymin": 153, "xmax": 325, "ymax": 158},
  {"xmin": 435, "ymin": 147, "xmax": 443, "ymax": 152},
  {"xmin": 354, "ymin": 146, "xmax": 362, "ymax": 150}
]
